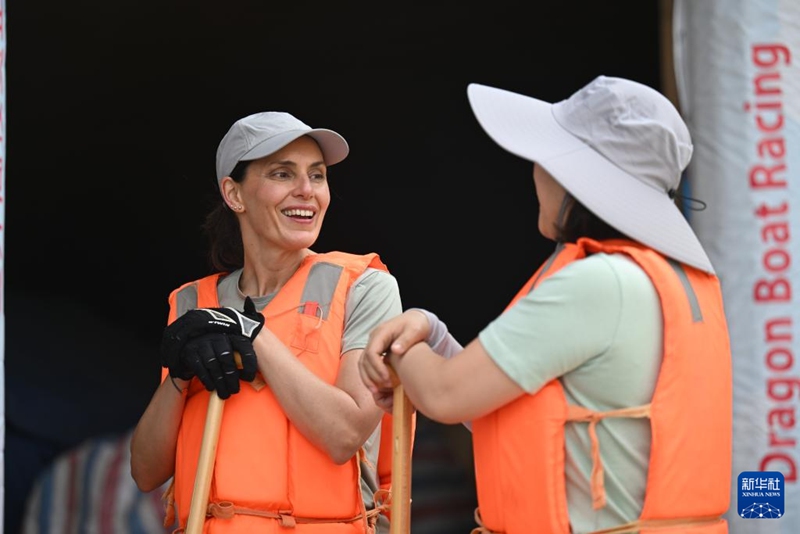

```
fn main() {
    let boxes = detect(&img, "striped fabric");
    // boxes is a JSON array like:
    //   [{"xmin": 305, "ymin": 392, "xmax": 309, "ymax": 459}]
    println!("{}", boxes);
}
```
[{"xmin": 21, "ymin": 430, "xmax": 174, "ymax": 534}]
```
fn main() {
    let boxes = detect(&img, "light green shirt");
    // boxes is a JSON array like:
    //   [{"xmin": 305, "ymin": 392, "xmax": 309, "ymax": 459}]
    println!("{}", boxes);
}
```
[{"xmin": 478, "ymin": 252, "xmax": 662, "ymax": 534}]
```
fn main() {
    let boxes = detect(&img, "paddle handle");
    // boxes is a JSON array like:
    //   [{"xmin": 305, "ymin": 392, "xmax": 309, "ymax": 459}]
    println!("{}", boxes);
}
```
[
  {"xmin": 184, "ymin": 351, "xmax": 242, "ymax": 534},
  {"xmin": 388, "ymin": 366, "xmax": 413, "ymax": 534},
  {"xmin": 184, "ymin": 393, "xmax": 224, "ymax": 534}
]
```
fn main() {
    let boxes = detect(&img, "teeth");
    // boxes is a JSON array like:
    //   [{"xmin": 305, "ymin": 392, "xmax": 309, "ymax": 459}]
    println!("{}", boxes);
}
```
[{"xmin": 283, "ymin": 209, "xmax": 314, "ymax": 217}]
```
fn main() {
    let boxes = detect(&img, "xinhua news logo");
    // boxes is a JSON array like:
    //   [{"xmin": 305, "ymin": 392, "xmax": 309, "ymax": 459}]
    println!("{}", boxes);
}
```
[{"xmin": 738, "ymin": 471, "xmax": 784, "ymax": 519}]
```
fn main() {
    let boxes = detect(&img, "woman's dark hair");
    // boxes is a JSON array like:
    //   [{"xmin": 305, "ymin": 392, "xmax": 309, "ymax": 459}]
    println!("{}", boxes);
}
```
[
  {"xmin": 554, "ymin": 195, "xmax": 627, "ymax": 244},
  {"xmin": 202, "ymin": 160, "xmax": 250, "ymax": 272}
]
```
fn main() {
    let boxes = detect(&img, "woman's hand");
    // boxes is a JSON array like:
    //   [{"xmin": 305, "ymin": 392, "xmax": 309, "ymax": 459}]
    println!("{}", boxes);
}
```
[{"xmin": 358, "ymin": 309, "xmax": 431, "ymax": 408}]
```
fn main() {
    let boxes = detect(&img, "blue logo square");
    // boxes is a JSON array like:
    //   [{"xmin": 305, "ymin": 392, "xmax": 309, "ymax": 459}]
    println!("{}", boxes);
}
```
[{"xmin": 738, "ymin": 471, "xmax": 785, "ymax": 519}]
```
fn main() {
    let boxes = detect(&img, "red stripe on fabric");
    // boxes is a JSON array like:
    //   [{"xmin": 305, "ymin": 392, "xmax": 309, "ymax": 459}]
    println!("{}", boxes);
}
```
[
  {"xmin": 67, "ymin": 451, "xmax": 79, "ymax": 532},
  {"xmin": 100, "ymin": 437, "xmax": 125, "ymax": 533}
]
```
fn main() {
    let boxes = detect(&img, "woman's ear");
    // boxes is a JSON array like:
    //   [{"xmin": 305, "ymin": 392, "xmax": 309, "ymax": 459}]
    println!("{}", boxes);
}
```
[{"xmin": 220, "ymin": 176, "xmax": 244, "ymax": 212}]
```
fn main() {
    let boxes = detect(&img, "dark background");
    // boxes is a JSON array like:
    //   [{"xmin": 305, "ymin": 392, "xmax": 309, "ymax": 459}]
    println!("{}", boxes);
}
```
[{"xmin": 4, "ymin": 1, "xmax": 664, "ymax": 532}]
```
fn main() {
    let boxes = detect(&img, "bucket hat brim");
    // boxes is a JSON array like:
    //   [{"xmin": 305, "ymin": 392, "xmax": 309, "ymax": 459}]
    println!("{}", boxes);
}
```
[{"xmin": 467, "ymin": 82, "xmax": 714, "ymax": 274}]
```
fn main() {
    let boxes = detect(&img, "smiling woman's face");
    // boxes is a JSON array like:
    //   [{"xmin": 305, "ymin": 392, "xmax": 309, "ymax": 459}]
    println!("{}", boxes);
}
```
[{"xmin": 229, "ymin": 135, "xmax": 331, "ymax": 253}]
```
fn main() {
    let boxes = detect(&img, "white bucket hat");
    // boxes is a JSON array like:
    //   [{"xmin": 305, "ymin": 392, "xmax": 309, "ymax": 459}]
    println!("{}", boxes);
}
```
[
  {"xmin": 467, "ymin": 75, "xmax": 714, "ymax": 274},
  {"xmin": 216, "ymin": 111, "xmax": 349, "ymax": 186}
]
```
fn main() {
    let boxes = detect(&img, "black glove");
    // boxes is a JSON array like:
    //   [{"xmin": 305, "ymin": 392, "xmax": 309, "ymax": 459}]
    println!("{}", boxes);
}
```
[
  {"xmin": 161, "ymin": 296, "xmax": 265, "ymax": 378},
  {"xmin": 228, "ymin": 334, "xmax": 258, "ymax": 382},
  {"xmin": 181, "ymin": 333, "xmax": 257, "ymax": 399}
]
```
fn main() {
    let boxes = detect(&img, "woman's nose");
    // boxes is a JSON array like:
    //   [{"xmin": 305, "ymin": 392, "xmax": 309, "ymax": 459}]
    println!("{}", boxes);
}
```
[{"xmin": 294, "ymin": 175, "xmax": 314, "ymax": 196}]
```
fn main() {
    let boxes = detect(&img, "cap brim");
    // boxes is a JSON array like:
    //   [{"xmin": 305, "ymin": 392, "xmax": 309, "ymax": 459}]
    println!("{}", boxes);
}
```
[
  {"xmin": 242, "ymin": 128, "xmax": 349, "ymax": 167},
  {"xmin": 306, "ymin": 129, "xmax": 350, "ymax": 166},
  {"xmin": 467, "ymin": 82, "xmax": 714, "ymax": 274}
]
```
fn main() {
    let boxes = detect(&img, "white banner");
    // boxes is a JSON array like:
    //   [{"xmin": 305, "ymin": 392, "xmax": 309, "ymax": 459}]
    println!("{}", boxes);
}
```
[
  {"xmin": 673, "ymin": 1, "xmax": 800, "ymax": 531},
  {"xmin": 0, "ymin": 0, "xmax": 6, "ymax": 527}
]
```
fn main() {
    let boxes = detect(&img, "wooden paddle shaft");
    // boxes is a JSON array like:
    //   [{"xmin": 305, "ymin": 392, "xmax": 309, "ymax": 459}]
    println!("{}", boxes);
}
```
[
  {"xmin": 389, "ymin": 368, "xmax": 413, "ymax": 534},
  {"xmin": 184, "ymin": 392, "xmax": 225, "ymax": 534},
  {"xmin": 184, "ymin": 351, "xmax": 242, "ymax": 534}
]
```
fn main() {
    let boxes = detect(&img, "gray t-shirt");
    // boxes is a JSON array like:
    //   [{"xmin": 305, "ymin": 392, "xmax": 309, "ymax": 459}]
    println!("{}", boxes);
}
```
[
  {"xmin": 478, "ymin": 252, "xmax": 662, "ymax": 534},
  {"xmin": 217, "ymin": 266, "xmax": 402, "ymax": 533}
]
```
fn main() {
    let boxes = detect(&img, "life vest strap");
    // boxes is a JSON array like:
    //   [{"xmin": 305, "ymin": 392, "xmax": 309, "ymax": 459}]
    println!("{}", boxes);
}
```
[
  {"xmin": 470, "ymin": 507, "xmax": 499, "ymax": 534},
  {"xmin": 201, "ymin": 500, "xmax": 377, "ymax": 527},
  {"xmin": 566, "ymin": 403, "xmax": 652, "ymax": 510},
  {"xmin": 589, "ymin": 515, "xmax": 725, "ymax": 533},
  {"xmin": 372, "ymin": 487, "xmax": 391, "ymax": 512},
  {"xmin": 469, "ymin": 506, "xmax": 723, "ymax": 534},
  {"xmin": 162, "ymin": 479, "xmax": 176, "ymax": 528}
]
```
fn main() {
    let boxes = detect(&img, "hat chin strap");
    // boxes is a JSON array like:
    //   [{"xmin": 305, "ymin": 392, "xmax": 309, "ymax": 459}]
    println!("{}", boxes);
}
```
[{"xmin": 555, "ymin": 192, "xmax": 574, "ymax": 240}]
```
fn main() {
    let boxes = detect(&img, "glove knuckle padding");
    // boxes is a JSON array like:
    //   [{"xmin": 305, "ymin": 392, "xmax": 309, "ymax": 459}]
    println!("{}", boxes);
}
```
[
  {"xmin": 212, "ymin": 335, "xmax": 240, "ymax": 395},
  {"xmin": 229, "ymin": 335, "xmax": 257, "ymax": 382},
  {"xmin": 186, "ymin": 348, "xmax": 213, "ymax": 391},
  {"xmin": 160, "ymin": 297, "xmax": 265, "ymax": 392}
]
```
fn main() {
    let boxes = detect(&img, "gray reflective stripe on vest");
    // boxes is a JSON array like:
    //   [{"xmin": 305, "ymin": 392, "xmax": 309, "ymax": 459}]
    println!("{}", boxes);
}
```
[
  {"xmin": 173, "ymin": 263, "xmax": 345, "ymax": 320},
  {"xmin": 526, "ymin": 246, "xmax": 704, "ymax": 323},
  {"xmin": 667, "ymin": 259, "xmax": 703, "ymax": 323},
  {"xmin": 300, "ymin": 262, "xmax": 344, "ymax": 320},
  {"xmin": 176, "ymin": 283, "xmax": 199, "ymax": 318},
  {"xmin": 527, "ymin": 242, "xmax": 566, "ymax": 295}
]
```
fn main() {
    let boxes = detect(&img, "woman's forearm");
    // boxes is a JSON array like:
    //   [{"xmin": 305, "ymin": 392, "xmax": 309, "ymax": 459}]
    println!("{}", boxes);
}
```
[{"xmin": 130, "ymin": 378, "xmax": 187, "ymax": 492}]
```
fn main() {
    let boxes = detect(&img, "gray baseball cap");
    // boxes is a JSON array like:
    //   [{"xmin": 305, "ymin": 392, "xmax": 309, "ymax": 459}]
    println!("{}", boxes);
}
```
[{"xmin": 215, "ymin": 111, "xmax": 350, "ymax": 186}]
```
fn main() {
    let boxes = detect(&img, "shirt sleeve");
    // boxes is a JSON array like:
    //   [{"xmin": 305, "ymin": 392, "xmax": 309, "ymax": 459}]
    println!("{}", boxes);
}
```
[
  {"xmin": 342, "ymin": 268, "xmax": 403, "ymax": 354},
  {"xmin": 477, "ymin": 254, "xmax": 627, "ymax": 394}
]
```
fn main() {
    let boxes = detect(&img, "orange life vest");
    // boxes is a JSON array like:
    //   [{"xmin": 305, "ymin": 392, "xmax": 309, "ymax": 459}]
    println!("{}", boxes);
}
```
[
  {"xmin": 471, "ymin": 238, "xmax": 732, "ymax": 534},
  {"xmin": 162, "ymin": 251, "xmax": 405, "ymax": 533}
]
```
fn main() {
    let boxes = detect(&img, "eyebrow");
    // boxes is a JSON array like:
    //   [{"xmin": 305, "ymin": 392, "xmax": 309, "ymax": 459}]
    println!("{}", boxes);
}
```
[{"xmin": 271, "ymin": 159, "xmax": 326, "ymax": 168}]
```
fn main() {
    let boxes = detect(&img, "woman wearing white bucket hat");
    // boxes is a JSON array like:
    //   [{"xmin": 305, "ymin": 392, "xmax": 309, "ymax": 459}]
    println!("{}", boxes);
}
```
[{"xmin": 359, "ymin": 76, "xmax": 733, "ymax": 534}]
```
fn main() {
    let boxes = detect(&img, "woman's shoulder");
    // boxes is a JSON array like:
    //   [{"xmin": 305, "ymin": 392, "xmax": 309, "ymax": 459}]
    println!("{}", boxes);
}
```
[
  {"xmin": 354, "ymin": 267, "xmax": 399, "ymax": 291},
  {"xmin": 537, "ymin": 251, "xmax": 655, "ymax": 305},
  {"xmin": 345, "ymin": 268, "xmax": 403, "ymax": 330},
  {"xmin": 311, "ymin": 249, "xmax": 383, "ymax": 263},
  {"xmin": 564, "ymin": 251, "xmax": 651, "ymax": 283}
]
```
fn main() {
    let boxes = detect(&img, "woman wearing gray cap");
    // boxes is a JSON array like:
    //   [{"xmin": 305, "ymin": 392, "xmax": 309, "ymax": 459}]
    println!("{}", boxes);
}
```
[
  {"xmin": 131, "ymin": 111, "xmax": 403, "ymax": 533},
  {"xmin": 359, "ymin": 76, "xmax": 733, "ymax": 534}
]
